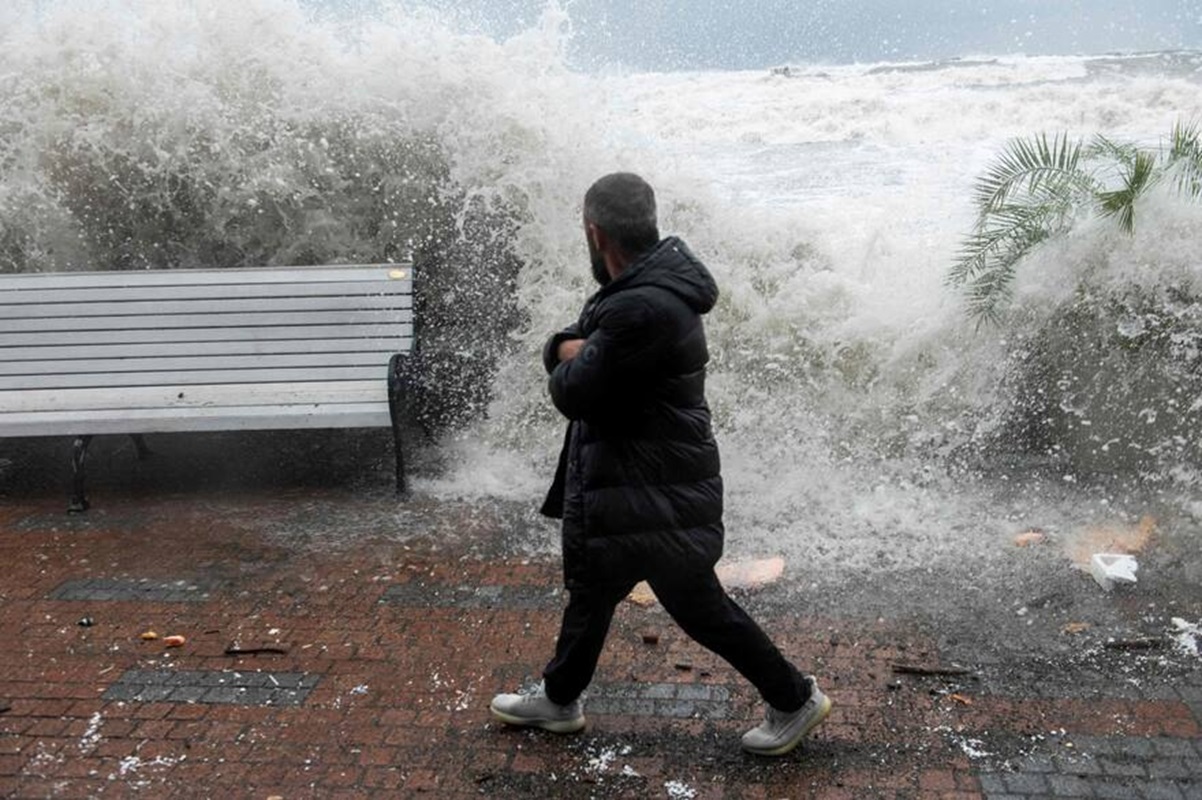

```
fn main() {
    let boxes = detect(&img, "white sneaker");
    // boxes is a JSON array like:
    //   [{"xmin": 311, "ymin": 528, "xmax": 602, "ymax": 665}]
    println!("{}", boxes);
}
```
[
  {"xmin": 741, "ymin": 677, "xmax": 831, "ymax": 756},
  {"xmin": 489, "ymin": 682, "xmax": 586, "ymax": 734}
]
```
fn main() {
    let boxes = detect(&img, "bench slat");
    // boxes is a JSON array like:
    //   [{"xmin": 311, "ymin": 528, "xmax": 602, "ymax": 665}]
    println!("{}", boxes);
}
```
[
  {"xmin": 0, "ymin": 337, "xmax": 411, "ymax": 362},
  {"xmin": 0, "ymin": 403, "xmax": 392, "ymax": 436},
  {"xmin": 1, "ymin": 294, "xmax": 411, "ymax": 319},
  {"xmin": 0, "ymin": 382, "xmax": 385, "ymax": 413},
  {"xmin": 3, "ymin": 309, "xmax": 411, "ymax": 333},
  {"xmin": 0, "ymin": 366, "xmax": 385, "ymax": 391},
  {"xmin": 0, "ymin": 278, "xmax": 412, "ymax": 306},
  {"xmin": 0, "ymin": 265, "xmax": 409, "ymax": 291},
  {"xmin": 0, "ymin": 324, "xmax": 411, "ymax": 347},
  {"xmin": 0, "ymin": 351, "xmax": 403, "ymax": 376}
]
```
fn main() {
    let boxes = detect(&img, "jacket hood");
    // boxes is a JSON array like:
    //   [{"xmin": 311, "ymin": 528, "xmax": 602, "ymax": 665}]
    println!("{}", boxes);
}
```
[{"xmin": 603, "ymin": 236, "xmax": 718, "ymax": 314}]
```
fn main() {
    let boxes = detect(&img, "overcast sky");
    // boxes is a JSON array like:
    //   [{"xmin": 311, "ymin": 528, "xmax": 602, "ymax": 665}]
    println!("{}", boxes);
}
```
[{"xmin": 313, "ymin": 0, "xmax": 1202, "ymax": 70}]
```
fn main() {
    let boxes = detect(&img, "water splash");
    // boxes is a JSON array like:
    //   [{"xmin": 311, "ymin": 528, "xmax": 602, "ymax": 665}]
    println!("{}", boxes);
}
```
[{"xmin": 2, "ymin": 1, "xmax": 1200, "ymax": 578}]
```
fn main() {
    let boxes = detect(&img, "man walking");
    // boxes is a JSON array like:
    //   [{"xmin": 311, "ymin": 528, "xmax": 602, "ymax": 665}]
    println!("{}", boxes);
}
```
[{"xmin": 490, "ymin": 173, "xmax": 830, "ymax": 756}]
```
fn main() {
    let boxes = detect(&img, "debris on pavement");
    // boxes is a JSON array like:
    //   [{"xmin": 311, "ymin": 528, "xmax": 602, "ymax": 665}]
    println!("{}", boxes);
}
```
[
  {"xmin": 715, "ymin": 556, "xmax": 785, "ymax": 589},
  {"xmin": 163, "ymin": 635, "xmax": 186, "ymax": 648},
  {"xmin": 1170, "ymin": 618, "xmax": 1200, "ymax": 657},
  {"xmin": 1061, "ymin": 622, "xmax": 1091, "ymax": 635},
  {"xmin": 627, "ymin": 557, "xmax": 785, "ymax": 606},
  {"xmin": 1067, "ymin": 516, "xmax": 1156, "ymax": 567},
  {"xmin": 664, "ymin": 779, "xmax": 697, "ymax": 799},
  {"xmin": 627, "ymin": 583, "xmax": 657, "ymax": 606},
  {"xmin": 1089, "ymin": 553, "xmax": 1138, "ymax": 591},
  {"xmin": 77, "ymin": 616, "xmax": 94, "ymax": 627},
  {"xmin": 641, "ymin": 632, "xmax": 659, "ymax": 645},
  {"xmin": 950, "ymin": 734, "xmax": 995, "ymax": 760},
  {"xmin": 1102, "ymin": 637, "xmax": 1163, "ymax": 651},
  {"xmin": 891, "ymin": 662, "xmax": 972, "ymax": 677},
  {"xmin": 224, "ymin": 642, "xmax": 291, "ymax": 656},
  {"xmin": 139, "ymin": 631, "xmax": 159, "ymax": 640},
  {"xmin": 1013, "ymin": 529, "xmax": 1047, "ymax": 547}
]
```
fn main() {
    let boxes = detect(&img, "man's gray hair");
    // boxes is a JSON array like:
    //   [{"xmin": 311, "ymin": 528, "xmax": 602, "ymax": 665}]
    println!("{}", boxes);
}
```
[{"xmin": 583, "ymin": 172, "xmax": 660, "ymax": 255}]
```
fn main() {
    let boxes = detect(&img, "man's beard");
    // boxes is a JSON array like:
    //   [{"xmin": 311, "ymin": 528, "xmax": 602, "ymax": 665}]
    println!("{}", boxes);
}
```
[{"xmin": 588, "ymin": 237, "xmax": 610, "ymax": 286}]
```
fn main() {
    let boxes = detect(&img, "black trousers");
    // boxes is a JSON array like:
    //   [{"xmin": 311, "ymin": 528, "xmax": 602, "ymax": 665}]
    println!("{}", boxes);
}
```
[{"xmin": 541, "ymin": 564, "xmax": 808, "ymax": 712}]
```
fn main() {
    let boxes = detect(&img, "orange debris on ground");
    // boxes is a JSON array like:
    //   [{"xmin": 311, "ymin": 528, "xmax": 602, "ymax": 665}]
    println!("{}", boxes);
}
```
[
  {"xmin": 626, "ymin": 556, "xmax": 785, "ymax": 606},
  {"xmin": 1014, "ymin": 529, "xmax": 1047, "ymax": 547},
  {"xmin": 1065, "ymin": 516, "xmax": 1157, "ymax": 568}
]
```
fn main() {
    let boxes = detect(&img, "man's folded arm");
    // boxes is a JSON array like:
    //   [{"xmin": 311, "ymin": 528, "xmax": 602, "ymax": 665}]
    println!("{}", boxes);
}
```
[
  {"xmin": 548, "ymin": 297, "xmax": 661, "ymax": 420},
  {"xmin": 543, "ymin": 323, "xmax": 585, "ymax": 375}
]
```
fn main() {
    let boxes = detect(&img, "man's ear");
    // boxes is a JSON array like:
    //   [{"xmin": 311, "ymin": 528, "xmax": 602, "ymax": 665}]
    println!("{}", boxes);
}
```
[{"xmin": 587, "ymin": 222, "xmax": 609, "ymax": 252}]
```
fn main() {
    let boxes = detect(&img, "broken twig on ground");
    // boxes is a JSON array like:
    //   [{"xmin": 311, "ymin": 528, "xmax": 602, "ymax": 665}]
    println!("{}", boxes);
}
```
[
  {"xmin": 890, "ymin": 662, "xmax": 973, "ymax": 677},
  {"xmin": 1102, "ymin": 637, "xmax": 1164, "ymax": 651},
  {"xmin": 224, "ymin": 643, "xmax": 291, "ymax": 656}
]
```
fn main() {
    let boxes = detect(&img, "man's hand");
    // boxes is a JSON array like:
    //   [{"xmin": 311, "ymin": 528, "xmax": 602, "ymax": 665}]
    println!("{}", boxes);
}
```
[{"xmin": 557, "ymin": 338, "xmax": 586, "ymax": 363}]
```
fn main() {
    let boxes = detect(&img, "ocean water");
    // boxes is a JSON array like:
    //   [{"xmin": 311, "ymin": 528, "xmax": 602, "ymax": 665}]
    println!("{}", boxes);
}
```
[{"xmin": 2, "ymin": 1, "xmax": 1200, "ymax": 578}]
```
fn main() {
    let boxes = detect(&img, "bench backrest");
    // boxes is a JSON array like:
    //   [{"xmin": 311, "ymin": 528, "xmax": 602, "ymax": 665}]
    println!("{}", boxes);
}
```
[{"xmin": 0, "ymin": 265, "xmax": 413, "ymax": 435}]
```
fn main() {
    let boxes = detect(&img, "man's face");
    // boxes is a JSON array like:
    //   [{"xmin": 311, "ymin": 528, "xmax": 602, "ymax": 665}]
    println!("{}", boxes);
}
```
[{"xmin": 586, "ymin": 222, "xmax": 610, "ymax": 287}]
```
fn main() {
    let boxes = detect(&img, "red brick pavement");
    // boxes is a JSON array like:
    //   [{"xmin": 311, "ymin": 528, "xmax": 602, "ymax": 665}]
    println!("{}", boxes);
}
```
[{"xmin": 0, "ymin": 489, "xmax": 1197, "ymax": 798}]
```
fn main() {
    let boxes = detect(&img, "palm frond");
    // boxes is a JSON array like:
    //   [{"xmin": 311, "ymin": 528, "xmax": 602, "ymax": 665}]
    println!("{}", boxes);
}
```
[
  {"xmin": 947, "ymin": 207, "xmax": 1050, "ymax": 285},
  {"xmin": 964, "ymin": 258, "xmax": 1019, "ymax": 325},
  {"xmin": 950, "ymin": 120, "xmax": 1201, "ymax": 326},
  {"xmin": 952, "ymin": 175, "xmax": 1071, "ymax": 270},
  {"xmin": 1167, "ymin": 119, "xmax": 1202, "ymax": 198},
  {"xmin": 1086, "ymin": 134, "xmax": 1139, "ymax": 167},
  {"xmin": 959, "ymin": 222, "xmax": 1053, "ymax": 323},
  {"xmin": 973, "ymin": 133, "xmax": 1094, "ymax": 215},
  {"xmin": 1097, "ymin": 150, "xmax": 1158, "ymax": 233},
  {"xmin": 1169, "ymin": 120, "xmax": 1201, "ymax": 161},
  {"xmin": 949, "ymin": 201, "xmax": 1061, "ymax": 321}
]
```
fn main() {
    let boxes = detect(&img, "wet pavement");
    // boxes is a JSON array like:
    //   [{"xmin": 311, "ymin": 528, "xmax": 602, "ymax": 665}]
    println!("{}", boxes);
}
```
[{"xmin": 1, "ymin": 434, "xmax": 1201, "ymax": 798}]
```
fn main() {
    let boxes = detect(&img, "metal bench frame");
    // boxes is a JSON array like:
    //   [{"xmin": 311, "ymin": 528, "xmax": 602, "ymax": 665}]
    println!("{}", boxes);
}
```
[{"xmin": 0, "ymin": 264, "xmax": 415, "ymax": 511}]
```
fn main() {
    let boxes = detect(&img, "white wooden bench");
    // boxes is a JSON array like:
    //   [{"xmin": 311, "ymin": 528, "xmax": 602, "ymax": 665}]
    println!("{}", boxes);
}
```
[{"xmin": 0, "ymin": 264, "xmax": 415, "ymax": 511}]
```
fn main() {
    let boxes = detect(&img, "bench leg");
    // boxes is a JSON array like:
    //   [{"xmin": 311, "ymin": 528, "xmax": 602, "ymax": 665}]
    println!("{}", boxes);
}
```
[
  {"xmin": 131, "ymin": 434, "xmax": 152, "ymax": 460},
  {"xmin": 388, "ymin": 353, "xmax": 410, "ymax": 496},
  {"xmin": 69, "ymin": 435, "xmax": 93, "ymax": 513}
]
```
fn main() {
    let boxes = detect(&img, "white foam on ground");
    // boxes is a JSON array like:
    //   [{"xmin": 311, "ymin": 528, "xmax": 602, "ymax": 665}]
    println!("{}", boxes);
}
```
[{"xmin": 1171, "ymin": 618, "xmax": 1200, "ymax": 657}]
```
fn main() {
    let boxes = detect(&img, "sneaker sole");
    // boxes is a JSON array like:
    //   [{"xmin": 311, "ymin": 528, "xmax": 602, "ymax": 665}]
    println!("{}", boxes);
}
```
[
  {"xmin": 489, "ymin": 702, "xmax": 586, "ymax": 734},
  {"xmin": 742, "ymin": 694, "xmax": 832, "ymax": 757}
]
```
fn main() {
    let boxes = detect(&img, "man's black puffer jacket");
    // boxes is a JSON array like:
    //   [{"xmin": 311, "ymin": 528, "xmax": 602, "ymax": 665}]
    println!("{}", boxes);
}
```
[{"xmin": 541, "ymin": 236, "xmax": 724, "ymax": 590}]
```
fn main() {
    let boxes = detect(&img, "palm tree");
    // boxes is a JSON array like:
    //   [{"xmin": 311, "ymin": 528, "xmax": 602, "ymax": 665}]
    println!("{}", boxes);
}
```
[{"xmin": 949, "ymin": 121, "xmax": 1202, "ymax": 323}]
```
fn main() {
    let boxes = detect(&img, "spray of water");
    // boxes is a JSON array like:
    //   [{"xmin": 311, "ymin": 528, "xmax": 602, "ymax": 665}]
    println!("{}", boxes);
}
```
[{"xmin": 2, "ymin": 1, "xmax": 1200, "ymax": 585}]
